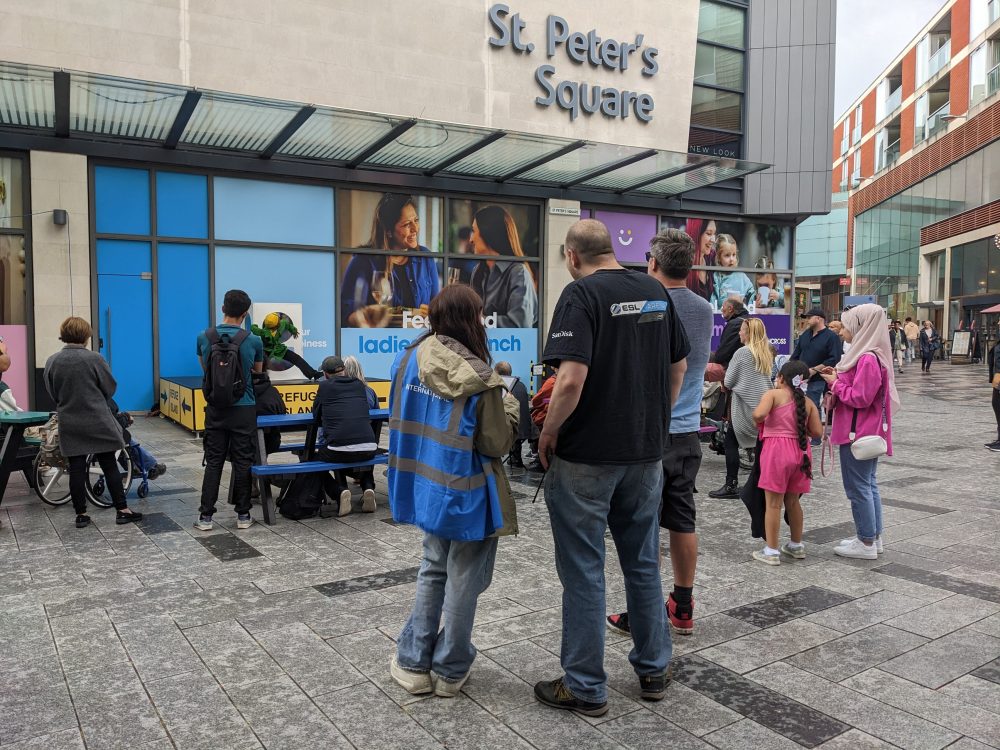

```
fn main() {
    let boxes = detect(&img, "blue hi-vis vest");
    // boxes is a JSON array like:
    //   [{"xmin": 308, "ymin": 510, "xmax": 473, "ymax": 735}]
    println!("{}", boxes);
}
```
[{"xmin": 387, "ymin": 344, "xmax": 504, "ymax": 541}]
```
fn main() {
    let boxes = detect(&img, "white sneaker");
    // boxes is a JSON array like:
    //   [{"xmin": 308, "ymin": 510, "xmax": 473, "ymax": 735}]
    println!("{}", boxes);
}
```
[
  {"xmin": 780, "ymin": 542, "xmax": 806, "ymax": 559},
  {"xmin": 876, "ymin": 535, "xmax": 884, "ymax": 555},
  {"xmin": 752, "ymin": 549, "xmax": 781, "ymax": 566},
  {"xmin": 338, "ymin": 489, "xmax": 352, "ymax": 517},
  {"xmin": 236, "ymin": 514, "xmax": 254, "ymax": 530},
  {"xmin": 390, "ymin": 657, "xmax": 432, "ymax": 694},
  {"xmin": 361, "ymin": 489, "xmax": 376, "ymax": 513},
  {"xmin": 432, "ymin": 670, "xmax": 470, "ymax": 697},
  {"xmin": 834, "ymin": 538, "xmax": 878, "ymax": 560},
  {"xmin": 194, "ymin": 516, "xmax": 213, "ymax": 531}
]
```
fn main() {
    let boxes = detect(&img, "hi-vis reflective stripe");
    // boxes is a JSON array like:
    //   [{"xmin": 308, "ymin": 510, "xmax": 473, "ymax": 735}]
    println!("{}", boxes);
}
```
[
  {"xmin": 388, "ymin": 418, "xmax": 474, "ymax": 451},
  {"xmin": 388, "ymin": 454, "xmax": 488, "ymax": 490}
]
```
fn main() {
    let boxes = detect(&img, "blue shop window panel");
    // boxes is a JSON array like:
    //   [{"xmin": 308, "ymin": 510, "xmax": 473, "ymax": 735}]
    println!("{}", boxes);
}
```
[
  {"xmin": 94, "ymin": 166, "xmax": 150, "ymax": 235},
  {"xmin": 156, "ymin": 172, "xmax": 208, "ymax": 238},
  {"xmin": 214, "ymin": 246, "xmax": 336, "ymax": 366},
  {"xmin": 214, "ymin": 177, "xmax": 334, "ymax": 246},
  {"xmin": 158, "ymin": 243, "xmax": 209, "ymax": 377},
  {"xmin": 96, "ymin": 239, "xmax": 152, "ymax": 276}
]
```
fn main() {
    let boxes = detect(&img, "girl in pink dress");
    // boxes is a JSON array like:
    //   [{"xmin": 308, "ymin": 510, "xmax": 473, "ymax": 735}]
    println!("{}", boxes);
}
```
[{"xmin": 750, "ymin": 360, "xmax": 823, "ymax": 565}]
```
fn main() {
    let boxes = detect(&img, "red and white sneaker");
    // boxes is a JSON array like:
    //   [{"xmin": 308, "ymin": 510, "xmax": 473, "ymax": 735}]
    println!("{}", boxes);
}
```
[{"xmin": 667, "ymin": 593, "xmax": 694, "ymax": 635}]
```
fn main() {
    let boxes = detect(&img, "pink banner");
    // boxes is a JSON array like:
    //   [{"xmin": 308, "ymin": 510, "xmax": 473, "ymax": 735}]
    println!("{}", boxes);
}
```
[{"xmin": 0, "ymin": 325, "xmax": 29, "ymax": 409}]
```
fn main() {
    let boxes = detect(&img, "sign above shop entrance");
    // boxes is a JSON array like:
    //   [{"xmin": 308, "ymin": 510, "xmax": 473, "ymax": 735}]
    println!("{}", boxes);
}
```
[{"xmin": 487, "ymin": 4, "xmax": 659, "ymax": 123}]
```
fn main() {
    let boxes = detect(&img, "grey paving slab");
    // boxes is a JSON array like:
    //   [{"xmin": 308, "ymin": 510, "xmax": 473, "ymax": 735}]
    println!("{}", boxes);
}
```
[
  {"xmin": 787, "ymin": 624, "xmax": 929, "ymax": 681},
  {"xmin": 877, "ymin": 563, "xmax": 1000, "ymax": 604},
  {"xmin": 880, "ymin": 628, "xmax": 1000, "ymax": 688},
  {"xmin": 842, "ymin": 669, "xmax": 1000, "ymax": 748},
  {"xmin": 184, "ymin": 619, "xmax": 284, "ymax": 687},
  {"xmin": 597, "ymin": 709, "xmax": 712, "ymax": 749},
  {"xmin": 498, "ymin": 702, "xmax": 624, "ymax": 750},
  {"xmin": 406, "ymin": 693, "xmax": 536, "ymax": 749},
  {"xmin": 255, "ymin": 623, "xmax": 366, "ymax": 696},
  {"xmin": 313, "ymin": 682, "xmax": 442, "ymax": 749},
  {"xmin": 813, "ymin": 728, "xmax": 901, "ymax": 748},
  {"xmin": 702, "ymin": 718, "xmax": 817, "ymax": 750},
  {"xmin": 672, "ymin": 655, "xmax": 850, "ymax": 747},
  {"xmin": 0, "ymin": 729, "xmax": 86, "ymax": 750},
  {"xmin": 643, "ymin": 682, "xmax": 741, "ymax": 737},
  {"xmin": 699, "ymin": 619, "xmax": 842, "ymax": 674},
  {"xmin": 938, "ymin": 674, "xmax": 1000, "ymax": 716},
  {"xmin": 972, "ymin": 657, "xmax": 1000, "ymax": 685},
  {"xmin": 313, "ymin": 565, "xmax": 422, "ymax": 597},
  {"xmin": 722, "ymin": 586, "xmax": 854, "ymax": 628},
  {"xmin": 194, "ymin": 532, "xmax": 262, "ymax": 561},
  {"xmin": 804, "ymin": 589, "xmax": 925, "ymax": 633},
  {"xmin": 884, "ymin": 594, "xmax": 1000, "ymax": 638},
  {"xmin": 748, "ymin": 661, "xmax": 961, "ymax": 750}
]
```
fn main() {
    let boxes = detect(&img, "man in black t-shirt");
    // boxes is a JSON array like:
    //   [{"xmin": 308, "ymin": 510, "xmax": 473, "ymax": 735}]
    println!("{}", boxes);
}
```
[{"xmin": 533, "ymin": 219, "xmax": 689, "ymax": 718}]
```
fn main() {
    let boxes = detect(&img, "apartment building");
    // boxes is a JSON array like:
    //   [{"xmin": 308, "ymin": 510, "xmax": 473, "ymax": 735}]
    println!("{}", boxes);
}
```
[{"xmin": 807, "ymin": 0, "xmax": 1000, "ymax": 348}]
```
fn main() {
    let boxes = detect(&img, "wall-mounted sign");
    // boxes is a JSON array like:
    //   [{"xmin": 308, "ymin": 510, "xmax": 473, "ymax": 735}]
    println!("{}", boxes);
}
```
[{"xmin": 488, "ymin": 4, "xmax": 659, "ymax": 123}]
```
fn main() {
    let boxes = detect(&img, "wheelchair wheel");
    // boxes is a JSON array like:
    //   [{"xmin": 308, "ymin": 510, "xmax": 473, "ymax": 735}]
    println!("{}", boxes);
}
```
[
  {"xmin": 137, "ymin": 480, "xmax": 149, "ymax": 499},
  {"xmin": 86, "ymin": 449, "xmax": 135, "ymax": 508},
  {"xmin": 33, "ymin": 454, "xmax": 72, "ymax": 506}
]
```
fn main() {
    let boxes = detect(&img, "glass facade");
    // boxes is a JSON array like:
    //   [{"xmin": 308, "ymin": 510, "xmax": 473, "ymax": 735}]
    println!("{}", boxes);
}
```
[
  {"xmin": 689, "ymin": 0, "xmax": 745, "ymax": 158},
  {"xmin": 854, "ymin": 140, "xmax": 1000, "ymax": 318},
  {"xmin": 951, "ymin": 237, "xmax": 1000, "ymax": 296}
]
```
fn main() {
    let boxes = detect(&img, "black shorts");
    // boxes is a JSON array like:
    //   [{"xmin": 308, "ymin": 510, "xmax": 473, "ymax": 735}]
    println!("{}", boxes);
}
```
[{"xmin": 659, "ymin": 431, "xmax": 702, "ymax": 533}]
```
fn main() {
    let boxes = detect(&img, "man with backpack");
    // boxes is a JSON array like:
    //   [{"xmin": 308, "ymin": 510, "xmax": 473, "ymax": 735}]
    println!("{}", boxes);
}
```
[{"xmin": 195, "ymin": 289, "xmax": 264, "ymax": 531}]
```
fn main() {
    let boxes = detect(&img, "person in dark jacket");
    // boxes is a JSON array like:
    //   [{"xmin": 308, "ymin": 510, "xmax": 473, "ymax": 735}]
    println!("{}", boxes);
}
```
[
  {"xmin": 42, "ymin": 317, "xmax": 142, "ymax": 529},
  {"xmin": 919, "ymin": 321, "xmax": 941, "ymax": 373},
  {"xmin": 791, "ymin": 308, "xmax": 843, "ymax": 444},
  {"xmin": 988, "ymin": 342, "xmax": 1000, "ymax": 451},
  {"xmin": 314, "ymin": 355, "xmax": 377, "ymax": 517},
  {"xmin": 711, "ymin": 299, "xmax": 750, "ymax": 368},
  {"xmin": 494, "ymin": 361, "xmax": 532, "ymax": 468},
  {"xmin": 253, "ymin": 369, "xmax": 286, "ymax": 456}
]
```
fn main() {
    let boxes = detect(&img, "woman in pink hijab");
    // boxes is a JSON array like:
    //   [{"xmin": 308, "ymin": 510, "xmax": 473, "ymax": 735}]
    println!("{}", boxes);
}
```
[{"xmin": 819, "ymin": 304, "xmax": 901, "ymax": 560}]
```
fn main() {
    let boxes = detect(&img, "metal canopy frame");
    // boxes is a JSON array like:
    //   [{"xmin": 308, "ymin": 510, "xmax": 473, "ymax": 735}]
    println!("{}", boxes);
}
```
[{"xmin": 0, "ymin": 61, "xmax": 771, "ymax": 204}]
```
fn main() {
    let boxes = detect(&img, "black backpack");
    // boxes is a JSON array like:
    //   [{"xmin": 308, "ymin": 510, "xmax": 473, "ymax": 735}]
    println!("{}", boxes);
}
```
[
  {"xmin": 202, "ymin": 327, "xmax": 249, "ymax": 408},
  {"xmin": 277, "ymin": 473, "xmax": 325, "ymax": 520}
]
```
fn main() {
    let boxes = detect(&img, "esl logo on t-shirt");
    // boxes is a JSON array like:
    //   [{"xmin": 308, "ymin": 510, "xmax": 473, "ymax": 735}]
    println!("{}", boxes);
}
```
[{"xmin": 610, "ymin": 300, "xmax": 667, "ymax": 316}]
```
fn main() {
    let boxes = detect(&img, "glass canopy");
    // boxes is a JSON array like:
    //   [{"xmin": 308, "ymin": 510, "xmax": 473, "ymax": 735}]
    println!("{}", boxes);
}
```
[{"xmin": 0, "ymin": 61, "xmax": 770, "ymax": 200}]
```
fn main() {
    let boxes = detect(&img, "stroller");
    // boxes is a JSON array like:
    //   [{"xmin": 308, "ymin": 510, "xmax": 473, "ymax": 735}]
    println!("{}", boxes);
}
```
[{"xmin": 33, "ymin": 412, "xmax": 161, "ymax": 508}]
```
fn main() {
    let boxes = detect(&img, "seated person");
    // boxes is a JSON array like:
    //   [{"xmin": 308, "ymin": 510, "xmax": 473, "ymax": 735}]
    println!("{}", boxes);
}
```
[
  {"xmin": 313, "ymin": 355, "xmax": 377, "ymax": 517},
  {"xmin": 253, "ymin": 368, "xmax": 287, "ymax": 456}
]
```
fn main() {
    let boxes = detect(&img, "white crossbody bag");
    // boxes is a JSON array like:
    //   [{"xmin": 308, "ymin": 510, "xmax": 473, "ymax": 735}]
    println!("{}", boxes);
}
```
[{"xmin": 848, "ymin": 364, "xmax": 888, "ymax": 461}]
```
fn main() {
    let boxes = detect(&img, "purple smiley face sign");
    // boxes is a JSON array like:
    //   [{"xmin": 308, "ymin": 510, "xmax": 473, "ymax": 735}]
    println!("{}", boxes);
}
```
[{"xmin": 593, "ymin": 210, "xmax": 659, "ymax": 264}]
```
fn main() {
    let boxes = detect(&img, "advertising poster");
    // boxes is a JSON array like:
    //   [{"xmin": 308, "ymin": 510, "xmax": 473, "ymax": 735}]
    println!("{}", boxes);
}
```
[
  {"xmin": 249, "ymin": 302, "xmax": 304, "ymax": 383},
  {"xmin": 593, "ymin": 209, "xmax": 658, "ymax": 264},
  {"xmin": 0, "ymin": 325, "xmax": 28, "ymax": 408},
  {"xmin": 340, "ymin": 195, "xmax": 540, "ymax": 383}
]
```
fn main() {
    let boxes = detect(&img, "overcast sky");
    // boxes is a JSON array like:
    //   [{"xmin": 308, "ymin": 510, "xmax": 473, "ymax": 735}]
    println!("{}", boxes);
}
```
[{"xmin": 834, "ymin": 0, "xmax": 946, "ymax": 116}]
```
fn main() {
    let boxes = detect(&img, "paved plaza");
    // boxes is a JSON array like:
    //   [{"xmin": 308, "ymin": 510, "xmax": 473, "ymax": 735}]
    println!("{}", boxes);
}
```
[{"xmin": 1, "ymin": 363, "xmax": 999, "ymax": 750}]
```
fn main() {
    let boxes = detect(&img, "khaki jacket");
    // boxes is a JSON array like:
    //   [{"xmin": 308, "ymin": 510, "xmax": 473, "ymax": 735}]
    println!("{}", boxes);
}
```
[{"xmin": 415, "ymin": 334, "xmax": 520, "ymax": 536}]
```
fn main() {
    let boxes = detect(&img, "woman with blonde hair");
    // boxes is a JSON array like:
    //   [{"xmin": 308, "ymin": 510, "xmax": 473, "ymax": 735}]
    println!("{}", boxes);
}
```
[
  {"xmin": 343, "ymin": 355, "xmax": 378, "ymax": 410},
  {"xmin": 710, "ymin": 318, "xmax": 775, "ymax": 498},
  {"xmin": 470, "ymin": 205, "xmax": 538, "ymax": 328}
]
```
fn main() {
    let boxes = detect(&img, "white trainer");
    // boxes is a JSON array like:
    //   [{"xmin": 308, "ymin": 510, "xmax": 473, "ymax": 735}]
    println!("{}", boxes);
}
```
[
  {"xmin": 834, "ymin": 537, "xmax": 878, "ymax": 560},
  {"xmin": 390, "ymin": 657, "xmax": 432, "ymax": 694},
  {"xmin": 752, "ymin": 549, "xmax": 781, "ymax": 566},
  {"xmin": 362, "ymin": 489, "xmax": 376, "ymax": 513},
  {"xmin": 338, "ymin": 489, "xmax": 352, "ymax": 517},
  {"xmin": 433, "ymin": 670, "xmax": 470, "ymax": 697}
]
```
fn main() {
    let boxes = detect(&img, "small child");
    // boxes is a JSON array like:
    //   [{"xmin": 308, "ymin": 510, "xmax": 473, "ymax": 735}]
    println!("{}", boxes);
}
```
[
  {"xmin": 754, "ymin": 272, "xmax": 784, "ymax": 310},
  {"xmin": 750, "ymin": 360, "xmax": 823, "ymax": 565},
  {"xmin": 710, "ymin": 234, "xmax": 755, "ymax": 309}
]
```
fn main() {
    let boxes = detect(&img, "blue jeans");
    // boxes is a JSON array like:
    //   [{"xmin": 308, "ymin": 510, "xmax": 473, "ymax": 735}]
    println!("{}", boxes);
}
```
[
  {"xmin": 806, "ymin": 380, "xmax": 826, "ymax": 444},
  {"xmin": 839, "ymin": 444, "xmax": 884, "ymax": 543},
  {"xmin": 396, "ymin": 533, "xmax": 498, "ymax": 681},
  {"xmin": 544, "ymin": 456, "xmax": 670, "ymax": 703},
  {"xmin": 130, "ymin": 440, "xmax": 157, "ymax": 474}
]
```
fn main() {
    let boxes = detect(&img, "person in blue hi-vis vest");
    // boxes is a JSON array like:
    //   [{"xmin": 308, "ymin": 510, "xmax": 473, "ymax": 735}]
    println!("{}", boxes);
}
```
[{"xmin": 387, "ymin": 284, "xmax": 519, "ymax": 698}]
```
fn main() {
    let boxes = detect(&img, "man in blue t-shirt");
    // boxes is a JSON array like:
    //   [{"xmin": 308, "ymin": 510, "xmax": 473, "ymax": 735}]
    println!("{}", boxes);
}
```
[
  {"xmin": 195, "ymin": 289, "xmax": 264, "ymax": 531},
  {"xmin": 607, "ymin": 229, "xmax": 713, "ymax": 639}
]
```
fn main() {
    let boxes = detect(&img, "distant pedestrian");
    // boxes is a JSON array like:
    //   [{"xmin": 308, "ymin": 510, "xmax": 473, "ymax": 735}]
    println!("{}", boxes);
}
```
[
  {"xmin": 493, "ymin": 361, "xmax": 532, "ymax": 468},
  {"xmin": 987, "ymin": 341, "xmax": 1000, "ymax": 452},
  {"xmin": 889, "ymin": 321, "xmax": 905, "ymax": 374},
  {"xmin": 904, "ymin": 317, "xmax": 920, "ymax": 363},
  {"xmin": 919, "ymin": 320, "xmax": 940, "ymax": 373},
  {"xmin": 42, "ymin": 317, "xmax": 142, "ymax": 529},
  {"xmin": 749, "ymin": 360, "xmax": 822, "ymax": 565},
  {"xmin": 536, "ymin": 219, "xmax": 689, "ymax": 716},
  {"xmin": 819, "ymin": 304, "xmax": 899, "ymax": 560},
  {"xmin": 791, "ymin": 308, "xmax": 842, "ymax": 443}
]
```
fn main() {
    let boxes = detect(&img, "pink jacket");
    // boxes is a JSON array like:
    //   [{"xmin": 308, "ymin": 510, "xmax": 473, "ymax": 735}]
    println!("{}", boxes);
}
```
[{"xmin": 830, "ymin": 352, "xmax": 893, "ymax": 456}]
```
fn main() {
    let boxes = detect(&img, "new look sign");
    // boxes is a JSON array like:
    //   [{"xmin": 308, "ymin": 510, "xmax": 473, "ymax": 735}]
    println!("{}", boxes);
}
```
[{"xmin": 487, "ymin": 4, "xmax": 659, "ymax": 123}]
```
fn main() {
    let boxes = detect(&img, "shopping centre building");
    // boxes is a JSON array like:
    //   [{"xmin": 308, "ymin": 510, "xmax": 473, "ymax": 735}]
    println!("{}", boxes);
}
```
[
  {"xmin": 804, "ymin": 0, "xmax": 1000, "ymax": 355},
  {"xmin": 0, "ymin": 0, "xmax": 835, "ymax": 414}
]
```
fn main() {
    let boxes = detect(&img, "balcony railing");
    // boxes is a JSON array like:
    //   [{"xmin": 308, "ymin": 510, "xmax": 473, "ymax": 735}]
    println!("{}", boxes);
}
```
[
  {"xmin": 926, "ymin": 103, "xmax": 950, "ymax": 139},
  {"xmin": 885, "ymin": 86, "xmax": 902, "ymax": 114},
  {"xmin": 840, "ymin": 135, "xmax": 848, "ymax": 156},
  {"xmin": 990, "ymin": 0, "xmax": 1000, "ymax": 25},
  {"xmin": 877, "ymin": 139, "xmax": 901, "ymax": 172},
  {"xmin": 989, "ymin": 60, "xmax": 1000, "ymax": 97},
  {"xmin": 927, "ymin": 40, "xmax": 951, "ymax": 79}
]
